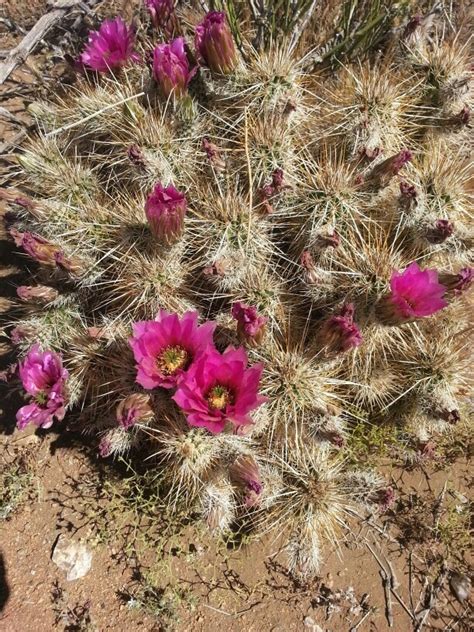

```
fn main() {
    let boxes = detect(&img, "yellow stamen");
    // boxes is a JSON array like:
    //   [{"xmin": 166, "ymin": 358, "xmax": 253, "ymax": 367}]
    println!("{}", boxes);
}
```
[{"xmin": 157, "ymin": 345, "xmax": 189, "ymax": 375}]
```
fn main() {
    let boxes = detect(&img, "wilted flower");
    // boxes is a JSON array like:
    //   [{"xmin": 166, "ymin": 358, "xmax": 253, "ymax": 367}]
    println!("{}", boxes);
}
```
[
  {"xmin": 145, "ymin": 0, "xmax": 178, "ymax": 37},
  {"xmin": 145, "ymin": 182, "xmax": 187, "ymax": 244},
  {"xmin": 116, "ymin": 393, "xmax": 154, "ymax": 429},
  {"xmin": 202, "ymin": 137, "xmax": 225, "ymax": 171},
  {"xmin": 129, "ymin": 310, "xmax": 216, "ymax": 389},
  {"xmin": 372, "ymin": 487, "xmax": 395, "ymax": 511},
  {"xmin": 173, "ymin": 346, "xmax": 267, "ymax": 434},
  {"xmin": 9, "ymin": 228, "xmax": 82, "ymax": 274},
  {"xmin": 127, "ymin": 144, "xmax": 145, "ymax": 166},
  {"xmin": 152, "ymin": 37, "xmax": 195, "ymax": 99},
  {"xmin": 231, "ymin": 302, "xmax": 268, "ymax": 346},
  {"xmin": 379, "ymin": 262, "xmax": 447, "ymax": 323},
  {"xmin": 399, "ymin": 180, "xmax": 417, "ymax": 212},
  {"xmin": 10, "ymin": 228, "xmax": 60, "ymax": 266},
  {"xmin": 368, "ymin": 149, "xmax": 412, "ymax": 189},
  {"xmin": 439, "ymin": 267, "xmax": 473, "ymax": 296},
  {"xmin": 16, "ymin": 344, "xmax": 68, "ymax": 430},
  {"xmin": 195, "ymin": 11, "xmax": 237, "ymax": 74},
  {"xmin": 79, "ymin": 17, "xmax": 139, "ymax": 73},
  {"xmin": 16, "ymin": 285, "xmax": 59, "ymax": 304},
  {"xmin": 318, "ymin": 303, "xmax": 362, "ymax": 353},
  {"xmin": 426, "ymin": 219, "xmax": 454, "ymax": 244},
  {"xmin": 229, "ymin": 455, "xmax": 263, "ymax": 507}
]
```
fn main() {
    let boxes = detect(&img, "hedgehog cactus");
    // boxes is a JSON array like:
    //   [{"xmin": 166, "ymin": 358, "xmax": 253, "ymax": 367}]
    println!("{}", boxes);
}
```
[{"xmin": 4, "ymin": 1, "xmax": 473, "ymax": 579}]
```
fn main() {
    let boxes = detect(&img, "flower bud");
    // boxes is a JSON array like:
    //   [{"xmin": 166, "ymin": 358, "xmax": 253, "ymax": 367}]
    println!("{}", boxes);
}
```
[
  {"xmin": 195, "ymin": 11, "xmax": 237, "ymax": 74},
  {"xmin": 229, "ymin": 455, "xmax": 263, "ymax": 508},
  {"xmin": 317, "ymin": 303, "xmax": 362, "ymax": 354},
  {"xmin": 116, "ymin": 393, "xmax": 154, "ymax": 429},
  {"xmin": 426, "ymin": 219, "xmax": 454, "ymax": 244},
  {"xmin": 202, "ymin": 137, "xmax": 225, "ymax": 172},
  {"xmin": 438, "ymin": 267, "xmax": 473, "ymax": 297},
  {"xmin": 145, "ymin": 182, "xmax": 187, "ymax": 244},
  {"xmin": 399, "ymin": 180, "xmax": 417, "ymax": 212},
  {"xmin": 153, "ymin": 37, "xmax": 195, "ymax": 99},
  {"xmin": 145, "ymin": 0, "xmax": 179, "ymax": 37},
  {"xmin": 231, "ymin": 302, "xmax": 268, "ymax": 346}
]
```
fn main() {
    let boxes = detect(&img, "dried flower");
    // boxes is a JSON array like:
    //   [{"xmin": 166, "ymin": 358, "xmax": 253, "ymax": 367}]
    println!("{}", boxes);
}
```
[
  {"xmin": 129, "ymin": 310, "xmax": 216, "ymax": 389},
  {"xmin": 173, "ymin": 346, "xmax": 267, "ymax": 434},
  {"xmin": 229, "ymin": 455, "xmax": 263, "ymax": 507},
  {"xmin": 16, "ymin": 285, "xmax": 59, "ymax": 304},
  {"xmin": 317, "ymin": 303, "xmax": 362, "ymax": 353},
  {"xmin": 399, "ymin": 180, "xmax": 417, "ymax": 212},
  {"xmin": 231, "ymin": 302, "xmax": 268, "ymax": 346},
  {"xmin": 368, "ymin": 150, "xmax": 412, "ymax": 189},
  {"xmin": 16, "ymin": 344, "xmax": 68, "ymax": 430},
  {"xmin": 116, "ymin": 393, "xmax": 154, "ymax": 429},
  {"xmin": 10, "ymin": 228, "xmax": 60, "ymax": 266},
  {"xmin": 145, "ymin": 182, "xmax": 187, "ymax": 244},
  {"xmin": 79, "ymin": 17, "xmax": 139, "ymax": 73},
  {"xmin": 379, "ymin": 262, "xmax": 447, "ymax": 323},
  {"xmin": 426, "ymin": 219, "xmax": 454, "ymax": 244},
  {"xmin": 127, "ymin": 144, "xmax": 145, "ymax": 166},
  {"xmin": 195, "ymin": 11, "xmax": 237, "ymax": 74},
  {"xmin": 145, "ymin": 0, "xmax": 178, "ymax": 37},
  {"xmin": 202, "ymin": 137, "xmax": 225, "ymax": 171},
  {"xmin": 152, "ymin": 37, "xmax": 195, "ymax": 99},
  {"xmin": 439, "ymin": 268, "xmax": 473, "ymax": 296}
]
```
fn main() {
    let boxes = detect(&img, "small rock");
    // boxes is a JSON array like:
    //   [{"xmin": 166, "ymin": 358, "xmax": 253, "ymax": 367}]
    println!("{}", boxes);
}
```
[
  {"xmin": 304, "ymin": 617, "xmax": 323, "ymax": 632},
  {"xmin": 51, "ymin": 534, "xmax": 92, "ymax": 581},
  {"xmin": 449, "ymin": 572, "xmax": 471, "ymax": 603}
]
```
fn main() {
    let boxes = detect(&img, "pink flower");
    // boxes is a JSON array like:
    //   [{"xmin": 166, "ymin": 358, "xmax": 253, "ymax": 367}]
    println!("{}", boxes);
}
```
[
  {"xmin": 79, "ymin": 17, "xmax": 139, "ymax": 73},
  {"xmin": 145, "ymin": 0, "xmax": 178, "ymax": 36},
  {"xmin": 384, "ymin": 262, "xmax": 447, "ymax": 322},
  {"xmin": 129, "ymin": 310, "xmax": 216, "ymax": 389},
  {"xmin": 318, "ymin": 303, "xmax": 362, "ymax": 353},
  {"xmin": 231, "ymin": 302, "xmax": 268, "ymax": 345},
  {"xmin": 173, "ymin": 346, "xmax": 267, "ymax": 434},
  {"xmin": 145, "ymin": 182, "xmax": 187, "ymax": 244},
  {"xmin": 195, "ymin": 11, "xmax": 237, "ymax": 74},
  {"xmin": 153, "ymin": 37, "xmax": 196, "ymax": 99},
  {"xmin": 16, "ymin": 344, "xmax": 68, "ymax": 430}
]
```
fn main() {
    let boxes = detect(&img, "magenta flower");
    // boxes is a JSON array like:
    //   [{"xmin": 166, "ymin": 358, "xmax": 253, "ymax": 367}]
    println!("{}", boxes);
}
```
[
  {"xmin": 231, "ymin": 302, "xmax": 268, "ymax": 346},
  {"xmin": 145, "ymin": 182, "xmax": 187, "ymax": 244},
  {"xmin": 318, "ymin": 303, "xmax": 362, "ymax": 353},
  {"xmin": 173, "ymin": 346, "xmax": 267, "ymax": 434},
  {"xmin": 79, "ymin": 17, "xmax": 139, "ymax": 73},
  {"xmin": 153, "ymin": 37, "xmax": 196, "ymax": 99},
  {"xmin": 16, "ymin": 344, "xmax": 68, "ymax": 430},
  {"xmin": 145, "ymin": 0, "xmax": 178, "ymax": 36},
  {"xmin": 383, "ymin": 262, "xmax": 447, "ymax": 322},
  {"xmin": 195, "ymin": 11, "xmax": 237, "ymax": 74},
  {"xmin": 129, "ymin": 310, "xmax": 216, "ymax": 390}
]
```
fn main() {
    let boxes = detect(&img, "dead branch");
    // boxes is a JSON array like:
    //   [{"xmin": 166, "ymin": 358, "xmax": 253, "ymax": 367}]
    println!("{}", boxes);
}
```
[{"xmin": 0, "ymin": 1, "xmax": 84, "ymax": 85}]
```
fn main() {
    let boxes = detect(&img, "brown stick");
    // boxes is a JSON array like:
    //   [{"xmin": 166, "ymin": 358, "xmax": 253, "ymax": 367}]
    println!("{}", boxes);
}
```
[{"xmin": 0, "ymin": 1, "xmax": 82, "ymax": 85}]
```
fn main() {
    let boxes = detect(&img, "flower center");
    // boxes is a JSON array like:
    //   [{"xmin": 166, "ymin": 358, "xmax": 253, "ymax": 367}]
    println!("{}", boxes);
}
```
[
  {"xmin": 207, "ymin": 385, "xmax": 233, "ymax": 411},
  {"xmin": 35, "ymin": 391, "xmax": 48, "ymax": 406},
  {"xmin": 157, "ymin": 345, "xmax": 189, "ymax": 375}
]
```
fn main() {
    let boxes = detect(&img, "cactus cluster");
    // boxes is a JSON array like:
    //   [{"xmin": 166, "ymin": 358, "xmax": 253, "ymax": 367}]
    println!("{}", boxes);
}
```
[{"xmin": 3, "ymin": 1, "xmax": 472, "ymax": 578}]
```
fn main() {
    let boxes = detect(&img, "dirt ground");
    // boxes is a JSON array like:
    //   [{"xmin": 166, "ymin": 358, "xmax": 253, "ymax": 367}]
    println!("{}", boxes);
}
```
[{"xmin": 0, "ymin": 1, "xmax": 472, "ymax": 631}]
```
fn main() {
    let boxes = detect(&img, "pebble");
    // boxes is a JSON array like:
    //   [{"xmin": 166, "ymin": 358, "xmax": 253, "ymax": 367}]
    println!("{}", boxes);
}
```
[{"xmin": 51, "ymin": 534, "xmax": 92, "ymax": 581}]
